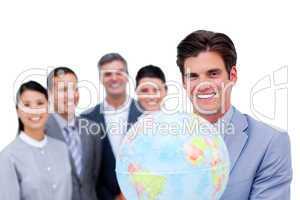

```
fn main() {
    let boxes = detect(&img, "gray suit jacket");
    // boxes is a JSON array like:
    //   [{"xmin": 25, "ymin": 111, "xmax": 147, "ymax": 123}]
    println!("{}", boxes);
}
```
[
  {"xmin": 45, "ymin": 114, "xmax": 102, "ymax": 200},
  {"xmin": 220, "ymin": 107, "xmax": 292, "ymax": 200}
]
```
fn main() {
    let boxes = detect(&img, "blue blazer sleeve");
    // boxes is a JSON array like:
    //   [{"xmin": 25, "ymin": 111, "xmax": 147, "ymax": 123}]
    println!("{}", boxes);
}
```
[{"xmin": 249, "ymin": 132, "xmax": 292, "ymax": 200}]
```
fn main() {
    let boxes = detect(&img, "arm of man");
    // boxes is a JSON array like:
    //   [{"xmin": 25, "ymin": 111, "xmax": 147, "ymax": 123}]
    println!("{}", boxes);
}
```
[
  {"xmin": 96, "ymin": 175, "xmax": 117, "ymax": 200},
  {"xmin": 249, "ymin": 132, "xmax": 293, "ymax": 200},
  {"xmin": 95, "ymin": 144, "xmax": 119, "ymax": 200}
]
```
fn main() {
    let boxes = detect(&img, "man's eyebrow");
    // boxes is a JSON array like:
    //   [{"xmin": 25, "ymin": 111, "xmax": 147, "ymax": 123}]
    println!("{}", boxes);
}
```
[
  {"xmin": 184, "ymin": 72, "xmax": 199, "ymax": 76},
  {"xmin": 207, "ymin": 68, "xmax": 222, "ymax": 73}
]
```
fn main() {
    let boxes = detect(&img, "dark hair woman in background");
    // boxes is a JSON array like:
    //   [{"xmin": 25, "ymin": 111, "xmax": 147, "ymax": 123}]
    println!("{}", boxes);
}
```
[
  {"xmin": 135, "ymin": 65, "xmax": 168, "ymax": 112},
  {"xmin": 0, "ymin": 81, "xmax": 72, "ymax": 200}
]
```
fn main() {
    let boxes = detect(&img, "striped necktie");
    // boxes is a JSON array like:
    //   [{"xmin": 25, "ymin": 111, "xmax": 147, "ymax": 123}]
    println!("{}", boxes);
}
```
[{"xmin": 63, "ymin": 126, "xmax": 82, "ymax": 176}]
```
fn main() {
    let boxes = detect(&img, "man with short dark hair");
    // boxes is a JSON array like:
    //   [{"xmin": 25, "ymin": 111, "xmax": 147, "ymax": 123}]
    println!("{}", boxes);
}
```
[
  {"xmin": 177, "ymin": 30, "xmax": 292, "ymax": 199},
  {"xmin": 46, "ymin": 67, "xmax": 102, "ymax": 200},
  {"xmin": 82, "ymin": 53, "xmax": 142, "ymax": 200}
]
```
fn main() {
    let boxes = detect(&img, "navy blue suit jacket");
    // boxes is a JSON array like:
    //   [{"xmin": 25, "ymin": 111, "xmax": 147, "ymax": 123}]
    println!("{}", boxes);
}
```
[{"xmin": 81, "ymin": 100, "xmax": 142, "ymax": 200}]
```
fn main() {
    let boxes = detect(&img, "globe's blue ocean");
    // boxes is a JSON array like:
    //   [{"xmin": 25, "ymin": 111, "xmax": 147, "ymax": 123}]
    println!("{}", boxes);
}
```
[{"xmin": 116, "ymin": 112, "xmax": 230, "ymax": 200}]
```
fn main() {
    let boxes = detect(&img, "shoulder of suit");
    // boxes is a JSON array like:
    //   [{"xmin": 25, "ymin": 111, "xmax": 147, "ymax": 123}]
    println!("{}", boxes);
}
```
[
  {"xmin": 45, "ymin": 113, "xmax": 57, "ymax": 126},
  {"xmin": 129, "ymin": 99, "xmax": 143, "ymax": 115},
  {"xmin": 81, "ymin": 104, "xmax": 101, "ymax": 116},
  {"xmin": 243, "ymin": 113, "xmax": 288, "ymax": 140},
  {"xmin": 77, "ymin": 116, "xmax": 100, "ymax": 127},
  {"xmin": 47, "ymin": 135, "xmax": 64, "ymax": 144},
  {"xmin": 77, "ymin": 116, "xmax": 104, "ymax": 137},
  {"xmin": 242, "ymin": 114, "xmax": 291, "ymax": 167}
]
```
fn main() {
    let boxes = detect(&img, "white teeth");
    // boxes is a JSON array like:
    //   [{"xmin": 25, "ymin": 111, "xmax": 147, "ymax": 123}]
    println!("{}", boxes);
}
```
[
  {"xmin": 196, "ymin": 93, "xmax": 216, "ymax": 99},
  {"xmin": 147, "ymin": 101, "xmax": 157, "ymax": 106},
  {"xmin": 111, "ymin": 84, "xmax": 120, "ymax": 88},
  {"xmin": 30, "ymin": 117, "xmax": 41, "ymax": 121}
]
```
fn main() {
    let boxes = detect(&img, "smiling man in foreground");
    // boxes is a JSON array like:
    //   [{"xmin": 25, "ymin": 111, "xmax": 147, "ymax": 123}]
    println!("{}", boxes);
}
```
[{"xmin": 176, "ymin": 30, "xmax": 292, "ymax": 200}]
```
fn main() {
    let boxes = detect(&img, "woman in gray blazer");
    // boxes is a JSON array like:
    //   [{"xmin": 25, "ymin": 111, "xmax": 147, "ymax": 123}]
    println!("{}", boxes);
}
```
[{"xmin": 0, "ymin": 81, "xmax": 72, "ymax": 200}]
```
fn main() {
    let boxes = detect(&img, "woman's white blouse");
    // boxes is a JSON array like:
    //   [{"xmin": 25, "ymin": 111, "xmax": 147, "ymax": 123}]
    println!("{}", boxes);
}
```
[{"xmin": 0, "ymin": 132, "xmax": 72, "ymax": 200}]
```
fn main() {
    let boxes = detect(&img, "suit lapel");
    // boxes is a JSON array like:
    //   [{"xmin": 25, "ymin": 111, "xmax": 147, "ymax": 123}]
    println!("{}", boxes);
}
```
[
  {"xmin": 46, "ymin": 114, "xmax": 81, "ymax": 182},
  {"xmin": 45, "ymin": 114, "xmax": 66, "ymax": 142},
  {"xmin": 92, "ymin": 101, "xmax": 141, "ymax": 163},
  {"xmin": 127, "ymin": 100, "xmax": 142, "ymax": 131},
  {"xmin": 99, "ymin": 103, "xmax": 107, "ymax": 133},
  {"xmin": 224, "ymin": 107, "xmax": 249, "ymax": 173},
  {"xmin": 77, "ymin": 117, "xmax": 89, "ymax": 181},
  {"xmin": 97, "ymin": 103, "xmax": 117, "ymax": 177}
]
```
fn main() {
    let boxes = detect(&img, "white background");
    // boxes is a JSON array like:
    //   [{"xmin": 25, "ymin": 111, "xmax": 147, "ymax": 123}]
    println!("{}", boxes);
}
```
[{"xmin": 0, "ymin": 0, "xmax": 298, "ymax": 199}]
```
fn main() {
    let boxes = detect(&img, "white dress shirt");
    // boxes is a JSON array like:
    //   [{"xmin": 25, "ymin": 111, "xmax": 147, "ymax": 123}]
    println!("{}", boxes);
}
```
[
  {"xmin": 214, "ymin": 106, "xmax": 235, "ymax": 138},
  {"xmin": 103, "ymin": 97, "xmax": 132, "ymax": 157}
]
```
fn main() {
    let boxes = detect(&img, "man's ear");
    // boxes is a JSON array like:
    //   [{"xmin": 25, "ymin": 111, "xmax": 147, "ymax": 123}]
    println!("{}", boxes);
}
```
[
  {"xmin": 229, "ymin": 65, "xmax": 237, "ymax": 83},
  {"xmin": 48, "ymin": 89, "xmax": 55, "ymax": 101},
  {"xmin": 181, "ymin": 70, "xmax": 187, "ymax": 89},
  {"xmin": 99, "ymin": 71, "xmax": 103, "ymax": 83},
  {"xmin": 75, "ymin": 88, "xmax": 80, "ymax": 106},
  {"xmin": 47, "ymin": 89, "xmax": 52, "ymax": 96},
  {"xmin": 182, "ymin": 77, "xmax": 187, "ymax": 90},
  {"xmin": 47, "ymin": 89, "xmax": 56, "ymax": 113}
]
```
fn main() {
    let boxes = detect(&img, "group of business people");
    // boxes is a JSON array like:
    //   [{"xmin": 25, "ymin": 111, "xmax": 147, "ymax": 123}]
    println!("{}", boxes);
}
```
[
  {"xmin": 0, "ymin": 51, "xmax": 167, "ymax": 200},
  {"xmin": 0, "ymin": 29, "xmax": 293, "ymax": 200}
]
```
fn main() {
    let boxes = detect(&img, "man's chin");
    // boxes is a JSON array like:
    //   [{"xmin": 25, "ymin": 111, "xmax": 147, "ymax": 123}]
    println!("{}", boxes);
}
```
[
  {"xmin": 57, "ymin": 110, "xmax": 75, "ymax": 117},
  {"xmin": 193, "ymin": 104, "xmax": 219, "ymax": 116},
  {"xmin": 108, "ymin": 91, "xmax": 126, "ymax": 98}
]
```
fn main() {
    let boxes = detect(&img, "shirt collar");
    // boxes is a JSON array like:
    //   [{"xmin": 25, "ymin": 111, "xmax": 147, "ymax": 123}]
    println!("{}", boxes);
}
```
[
  {"xmin": 213, "ymin": 106, "xmax": 235, "ymax": 137},
  {"xmin": 216, "ymin": 106, "xmax": 234, "ymax": 125},
  {"xmin": 19, "ymin": 131, "xmax": 47, "ymax": 148},
  {"xmin": 103, "ymin": 97, "xmax": 131, "ymax": 112}
]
